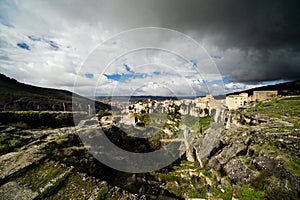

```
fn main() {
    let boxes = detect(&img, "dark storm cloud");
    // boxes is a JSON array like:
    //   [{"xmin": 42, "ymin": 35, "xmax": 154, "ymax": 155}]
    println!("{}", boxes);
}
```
[
  {"xmin": 43, "ymin": 0, "xmax": 300, "ymax": 83},
  {"xmin": 1, "ymin": 0, "xmax": 300, "ymax": 84},
  {"xmin": 157, "ymin": 0, "xmax": 300, "ymax": 51},
  {"xmin": 43, "ymin": 0, "xmax": 299, "ymax": 50}
]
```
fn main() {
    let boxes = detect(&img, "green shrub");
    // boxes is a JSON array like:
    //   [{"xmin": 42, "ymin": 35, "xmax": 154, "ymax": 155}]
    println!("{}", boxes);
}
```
[
  {"xmin": 96, "ymin": 186, "xmax": 109, "ymax": 200},
  {"xmin": 9, "ymin": 139, "xmax": 21, "ymax": 146},
  {"xmin": 237, "ymin": 184, "xmax": 265, "ymax": 199},
  {"xmin": 97, "ymin": 110, "xmax": 111, "ymax": 118},
  {"xmin": 136, "ymin": 113, "xmax": 151, "ymax": 125},
  {"xmin": 0, "ymin": 134, "xmax": 23, "ymax": 155}
]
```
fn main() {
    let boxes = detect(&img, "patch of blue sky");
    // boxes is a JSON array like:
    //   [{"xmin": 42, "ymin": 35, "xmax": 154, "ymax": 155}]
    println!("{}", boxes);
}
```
[
  {"xmin": 206, "ymin": 79, "xmax": 225, "ymax": 85},
  {"xmin": 104, "ymin": 65, "xmax": 163, "ymax": 82},
  {"xmin": 48, "ymin": 40, "xmax": 59, "ymax": 50},
  {"xmin": 222, "ymin": 75, "xmax": 232, "ymax": 84},
  {"xmin": 123, "ymin": 64, "xmax": 133, "ymax": 72},
  {"xmin": 27, "ymin": 35, "xmax": 59, "ymax": 50},
  {"xmin": 104, "ymin": 73, "xmax": 147, "ymax": 82},
  {"xmin": 192, "ymin": 79, "xmax": 203, "ymax": 84},
  {"xmin": 261, "ymin": 79, "xmax": 287, "ymax": 86},
  {"xmin": 85, "ymin": 73, "xmax": 94, "ymax": 79},
  {"xmin": 104, "ymin": 73, "xmax": 121, "ymax": 81},
  {"xmin": 17, "ymin": 43, "xmax": 30, "ymax": 50}
]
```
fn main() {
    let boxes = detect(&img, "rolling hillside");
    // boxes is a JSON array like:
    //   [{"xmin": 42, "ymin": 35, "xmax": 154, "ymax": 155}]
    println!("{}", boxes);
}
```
[{"xmin": 0, "ymin": 73, "xmax": 110, "ymax": 112}]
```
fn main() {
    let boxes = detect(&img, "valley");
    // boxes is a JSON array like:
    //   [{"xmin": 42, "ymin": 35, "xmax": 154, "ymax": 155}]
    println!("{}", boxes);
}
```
[{"xmin": 0, "ymin": 94, "xmax": 299, "ymax": 199}]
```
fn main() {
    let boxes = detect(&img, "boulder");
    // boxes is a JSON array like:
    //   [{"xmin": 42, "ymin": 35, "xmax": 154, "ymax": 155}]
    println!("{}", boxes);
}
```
[
  {"xmin": 196, "ymin": 127, "xmax": 222, "ymax": 161},
  {"xmin": 207, "ymin": 142, "xmax": 248, "ymax": 170},
  {"xmin": 78, "ymin": 119, "xmax": 99, "ymax": 128},
  {"xmin": 253, "ymin": 156, "xmax": 276, "ymax": 171},
  {"xmin": 223, "ymin": 158, "xmax": 254, "ymax": 184},
  {"xmin": 0, "ymin": 181, "xmax": 38, "ymax": 200}
]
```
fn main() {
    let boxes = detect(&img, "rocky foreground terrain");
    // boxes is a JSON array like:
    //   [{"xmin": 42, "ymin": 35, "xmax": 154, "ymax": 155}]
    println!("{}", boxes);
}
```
[{"xmin": 0, "ymin": 96, "xmax": 299, "ymax": 199}]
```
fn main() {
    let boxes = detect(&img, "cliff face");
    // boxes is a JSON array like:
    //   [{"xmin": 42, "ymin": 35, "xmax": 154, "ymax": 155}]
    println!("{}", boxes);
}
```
[
  {"xmin": 179, "ymin": 102, "xmax": 211, "ymax": 117},
  {"xmin": 190, "ymin": 96, "xmax": 300, "ymax": 198}
]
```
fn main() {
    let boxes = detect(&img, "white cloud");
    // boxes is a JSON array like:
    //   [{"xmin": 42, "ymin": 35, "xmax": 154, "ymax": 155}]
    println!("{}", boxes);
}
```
[{"xmin": 0, "ymin": 8, "xmax": 112, "ymax": 93}]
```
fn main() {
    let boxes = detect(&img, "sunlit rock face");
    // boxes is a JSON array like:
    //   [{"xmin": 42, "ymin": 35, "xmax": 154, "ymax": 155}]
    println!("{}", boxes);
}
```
[
  {"xmin": 190, "ymin": 96, "xmax": 300, "ymax": 198},
  {"xmin": 121, "ymin": 95, "xmax": 215, "ymax": 125}
]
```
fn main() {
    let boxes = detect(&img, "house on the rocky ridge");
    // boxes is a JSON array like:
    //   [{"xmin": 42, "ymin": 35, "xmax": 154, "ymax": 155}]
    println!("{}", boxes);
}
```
[
  {"xmin": 226, "ymin": 90, "xmax": 278, "ymax": 110},
  {"xmin": 226, "ymin": 93, "xmax": 249, "ymax": 110}
]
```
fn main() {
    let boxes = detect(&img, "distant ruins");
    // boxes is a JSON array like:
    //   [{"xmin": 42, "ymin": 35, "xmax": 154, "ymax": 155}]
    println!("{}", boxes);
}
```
[{"xmin": 226, "ymin": 90, "xmax": 278, "ymax": 110}]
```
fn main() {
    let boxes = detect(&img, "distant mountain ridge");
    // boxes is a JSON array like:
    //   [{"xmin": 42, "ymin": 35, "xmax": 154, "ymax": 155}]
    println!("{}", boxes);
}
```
[
  {"xmin": 227, "ymin": 80, "xmax": 300, "ymax": 96},
  {"xmin": 0, "ymin": 73, "xmax": 110, "ymax": 112}
]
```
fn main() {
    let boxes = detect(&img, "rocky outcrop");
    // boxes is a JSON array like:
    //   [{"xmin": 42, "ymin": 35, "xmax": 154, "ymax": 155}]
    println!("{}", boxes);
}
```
[
  {"xmin": 186, "ymin": 100, "xmax": 300, "ymax": 198},
  {"xmin": 182, "ymin": 126, "xmax": 195, "ymax": 162},
  {"xmin": 77, "ymin": 118, "xmax": 99, "ymax": 128},
  {"xmin": 207, "ymin": 142, "xmax": 248, "ymax": 171},
  {"xmin": 253, "ymin": 156, "xmax": 300, "ymax": 192},
  {"xmin": 195, "ymin": 127, "xmax": 222, "ymax": 162},
  {"xmin": 0, "ymin": 125, "xmax": 182, "ymax": 199},
  {"xmin": 223, "ymin": 158, "xmax": 254, "ymax": 184},
  {"xmin": 0, "ymin": 181, "xmax": 39, "ymax": 200},
  {"xmin": 192, "ymin": 105, "xmax": 227, "ymax": 165}
]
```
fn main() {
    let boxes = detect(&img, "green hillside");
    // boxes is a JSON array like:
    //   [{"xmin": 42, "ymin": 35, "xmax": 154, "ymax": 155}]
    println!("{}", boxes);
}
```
[{"xmin": 0, "ymin": 73, "xmax": 110, "ymax": 111}]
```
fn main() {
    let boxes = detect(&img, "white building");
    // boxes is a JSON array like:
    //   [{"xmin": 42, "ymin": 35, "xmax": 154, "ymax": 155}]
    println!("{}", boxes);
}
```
[{"xmin": 226, "ymin": 93, "xmax": 249, "ymax": 110}]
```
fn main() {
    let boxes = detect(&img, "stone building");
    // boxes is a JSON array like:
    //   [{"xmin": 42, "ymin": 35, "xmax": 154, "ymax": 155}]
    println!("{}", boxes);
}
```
[
  {"xmin": 226, "ymin": 90, "xmax": 278, "ymax": 110},
  {"xmin": 226, "ymin": 93, "xmax": 249, "ymax": 110},
  {"xmin": 252, "ymin": 90, "xmax": 278, "ymax": 102},
  {"xmin": 195, "ymin": 94, "xmax": 215, "ymax": 109}
]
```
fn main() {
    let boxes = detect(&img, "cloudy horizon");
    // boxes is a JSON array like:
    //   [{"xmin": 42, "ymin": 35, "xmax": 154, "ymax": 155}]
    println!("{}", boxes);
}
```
[{"xmin": 0, "ymin": 0, "xmax": 299, "ymax": 97}]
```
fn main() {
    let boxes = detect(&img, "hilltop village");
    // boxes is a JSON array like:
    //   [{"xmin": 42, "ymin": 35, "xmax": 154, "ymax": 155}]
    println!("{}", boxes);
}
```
[
  {"xmin": 100, "ymin": 90, "xmax": 278, "ymax": 127},
  {"xmin": 99, "ymin": 95, "xmax": 214, "ymax": 127}
]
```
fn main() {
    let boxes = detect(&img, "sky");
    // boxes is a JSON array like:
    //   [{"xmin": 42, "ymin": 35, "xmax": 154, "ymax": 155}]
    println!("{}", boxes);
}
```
[{"xmin": 0, "ymin": 0, "xmax": 299, "ymax": 97}]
